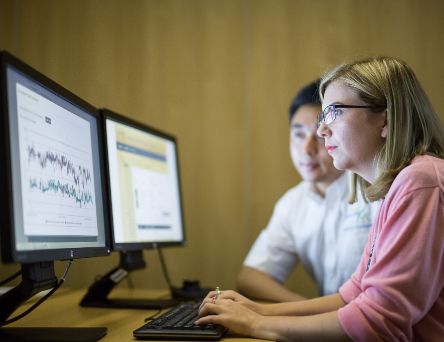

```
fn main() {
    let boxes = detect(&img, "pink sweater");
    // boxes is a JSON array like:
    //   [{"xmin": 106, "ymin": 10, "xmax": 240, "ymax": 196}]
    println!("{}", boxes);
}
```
[{"xmin": 338, "ymin": 155, "xmax": 444, "ymax": 341}]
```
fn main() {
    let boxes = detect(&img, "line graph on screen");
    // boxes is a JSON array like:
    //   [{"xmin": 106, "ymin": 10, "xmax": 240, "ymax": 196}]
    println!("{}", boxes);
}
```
[
  {"xmin": 26, "ymin": 145, "xmax": 94, "ymax": 208},
  {"xmin": 21, "ymin": 137, "xmax": 98, "ymax": 236}
]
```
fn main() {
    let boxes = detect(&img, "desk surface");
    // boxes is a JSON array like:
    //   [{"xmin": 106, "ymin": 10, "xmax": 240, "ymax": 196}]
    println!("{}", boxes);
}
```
[{"xmin": 6, "ymin": 288, "xmax": 266, "ymax": 342}]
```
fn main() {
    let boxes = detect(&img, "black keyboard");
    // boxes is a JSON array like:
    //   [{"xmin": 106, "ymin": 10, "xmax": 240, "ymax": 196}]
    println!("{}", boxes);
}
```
[{"xmin": 133, "ymin": 303, "xmax": 227, "ymax": 340}]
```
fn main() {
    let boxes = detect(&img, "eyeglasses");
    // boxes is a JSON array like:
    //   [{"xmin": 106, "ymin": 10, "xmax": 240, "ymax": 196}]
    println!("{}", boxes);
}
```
[{"xmin": 318, "ymin": 104, "xmax": 383, "ymax": 126}]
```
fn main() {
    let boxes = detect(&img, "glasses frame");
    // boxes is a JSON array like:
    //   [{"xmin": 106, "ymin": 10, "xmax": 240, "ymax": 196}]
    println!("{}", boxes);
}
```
[{"xmin": 318, "ymin": 104, "xmax": 382, "ymax": 126}]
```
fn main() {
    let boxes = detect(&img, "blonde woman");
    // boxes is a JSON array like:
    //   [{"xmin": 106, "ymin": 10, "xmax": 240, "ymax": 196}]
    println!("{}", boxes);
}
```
[{"xmin": 197, "ymin": 57, "xmax": 444, "ymax": 341}]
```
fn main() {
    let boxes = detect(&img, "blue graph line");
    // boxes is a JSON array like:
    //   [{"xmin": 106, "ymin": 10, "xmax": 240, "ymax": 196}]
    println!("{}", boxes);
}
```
[{"xmin": 29, "ymin": 178, "xmax": 93, "ymax": 208}]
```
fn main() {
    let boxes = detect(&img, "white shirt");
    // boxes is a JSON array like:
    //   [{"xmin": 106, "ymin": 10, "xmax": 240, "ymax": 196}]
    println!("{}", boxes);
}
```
[{"xmin": 243, "ymin": 173, "xmax": 380, "ymax": 295}]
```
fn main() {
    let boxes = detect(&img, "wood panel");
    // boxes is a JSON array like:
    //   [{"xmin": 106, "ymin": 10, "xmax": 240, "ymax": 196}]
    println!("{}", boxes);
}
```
[{"xmin": 1, "ymin": 0, "xmax": 443, "ymax": 299}]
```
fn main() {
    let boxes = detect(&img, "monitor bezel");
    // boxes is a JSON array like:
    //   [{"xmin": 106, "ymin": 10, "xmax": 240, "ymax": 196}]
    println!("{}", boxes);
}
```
[
  {"xmin": 101, "ymin": 108, "xmax": 187, "ymax": 252},
  {"xmin": 0, "ymin": 51, "xmax": 111, "ymax": 263}
]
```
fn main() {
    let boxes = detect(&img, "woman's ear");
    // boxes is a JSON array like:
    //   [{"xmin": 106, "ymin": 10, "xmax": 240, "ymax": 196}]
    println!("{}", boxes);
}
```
[{"xmin": 381, "ymin": 110, "xmax": 388, "ymax": 138}]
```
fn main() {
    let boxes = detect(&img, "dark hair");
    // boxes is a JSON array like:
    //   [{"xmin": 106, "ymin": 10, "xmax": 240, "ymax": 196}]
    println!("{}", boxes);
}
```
[{"xmin": 288, "ymin": 80, "xmax": 321, "ymax": 121}]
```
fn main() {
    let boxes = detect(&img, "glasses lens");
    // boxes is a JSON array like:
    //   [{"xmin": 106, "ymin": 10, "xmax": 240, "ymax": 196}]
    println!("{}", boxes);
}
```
[
  {"xmin": 317, "ymin": 112, "xmax": 323, "ymax": 126},
  {"xmin": 321, "ymin": 105, "xmax": 334, "ymax": 125},
  {"xmin": 327, "ymin": 106, "xmax": 335, "ymax": 124}
]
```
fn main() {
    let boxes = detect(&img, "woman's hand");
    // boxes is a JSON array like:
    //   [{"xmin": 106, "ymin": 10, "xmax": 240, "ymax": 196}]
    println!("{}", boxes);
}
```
[
  {"xmin": 196, "ymin": 290, "xmax": 348, "ymax": 341},
  {"xmin": 199, "ymin": 289, "xmax": 264, "ymax": 313},
  {"xmin": 196, "ymin": 297, "xmax": 264, "ymax": 338}
]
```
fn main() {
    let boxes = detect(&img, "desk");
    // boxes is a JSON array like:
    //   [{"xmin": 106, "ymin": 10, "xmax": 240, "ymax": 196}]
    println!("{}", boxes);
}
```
[{"xmin": 6, "ymin": 288, "xmax": 267, "ymax": 342}]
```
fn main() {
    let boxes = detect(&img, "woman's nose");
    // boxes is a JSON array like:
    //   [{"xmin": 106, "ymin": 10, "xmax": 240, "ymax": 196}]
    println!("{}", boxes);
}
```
[{"xmin": 317, "ymin": 123, "xmax": 330, "ymax": 138}]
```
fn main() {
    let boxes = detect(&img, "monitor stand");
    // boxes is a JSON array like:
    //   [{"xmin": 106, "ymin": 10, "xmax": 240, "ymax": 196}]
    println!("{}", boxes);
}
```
[
  {"xmin": 0, "ymin": 262, "xmax": 107, "ymax": 342},
  {"xmin": 80, "ymin": 250, "xmax": 178, "ymax": 309},
  {"xmin": 171, "ymin": 280, "xmax": 213, "ymax": 301}
]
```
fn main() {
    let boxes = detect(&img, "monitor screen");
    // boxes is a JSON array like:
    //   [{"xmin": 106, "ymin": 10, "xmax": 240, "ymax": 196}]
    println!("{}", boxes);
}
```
[
  {"xmin": 103, "ymin": 110, "xmax": 185, "ymax": 251},
  {"xmin": 0, "ymin": 52, "xmax": 110, "ymax": 263}
]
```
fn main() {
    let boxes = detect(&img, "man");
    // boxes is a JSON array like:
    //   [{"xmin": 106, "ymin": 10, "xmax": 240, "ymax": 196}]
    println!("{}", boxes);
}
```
[{"xmin": 237, "ymin": 81, "xmax": 379, "ymax": 302}]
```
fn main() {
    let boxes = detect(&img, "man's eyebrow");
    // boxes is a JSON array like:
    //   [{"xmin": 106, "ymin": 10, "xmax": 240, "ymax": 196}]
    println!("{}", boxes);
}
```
[{"xmin": 291, "ymin": 123, "xmax": 304, "ymax": 129}]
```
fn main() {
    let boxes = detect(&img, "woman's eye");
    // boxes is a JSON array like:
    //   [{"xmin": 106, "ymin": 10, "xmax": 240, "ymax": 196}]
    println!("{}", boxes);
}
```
[{"xmin": 334, "ymin": 108, "xmax": 344, "ymax": 117}]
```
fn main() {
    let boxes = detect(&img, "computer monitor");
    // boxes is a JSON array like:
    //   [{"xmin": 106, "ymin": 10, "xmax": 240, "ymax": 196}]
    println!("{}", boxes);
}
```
[
  {"xmin": 80, "ymin": 109, "xmax": 186, "ymax": 309},
  {"xmin": 0, "ymin": 51, "xmax": 110, "ymax": 341},
  {"xmin": 105, "ymin": 109, "xmax": 185, "ymax": 250}
]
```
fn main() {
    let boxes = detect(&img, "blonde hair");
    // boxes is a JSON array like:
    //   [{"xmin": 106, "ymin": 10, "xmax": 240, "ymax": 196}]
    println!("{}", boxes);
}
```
[{"xmin": 320, "ymin": 56, "xmax": 444, "ymax": 202}]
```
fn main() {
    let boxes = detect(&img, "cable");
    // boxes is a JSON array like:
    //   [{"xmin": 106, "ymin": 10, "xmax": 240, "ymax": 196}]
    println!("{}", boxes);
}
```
[
  {"xmin": 0, "ymin": 259, "xmax": 73, "ymax": 327},
  {"xmin": 60, "ymin": 259, "xmax": 73, "ymax": 281},
  {"xmin": 157, "ymin": 248, "xmax": 173, "ymax": 289},
  {"xmin": 0, "ymin": 270, "xmax": 21, "ymax": 287}
]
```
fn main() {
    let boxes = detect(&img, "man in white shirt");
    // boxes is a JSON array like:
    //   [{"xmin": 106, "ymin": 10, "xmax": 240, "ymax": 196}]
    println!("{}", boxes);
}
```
[{"xmin": 237, "ymin": 81, "xmax": 379, "ymax": 302}]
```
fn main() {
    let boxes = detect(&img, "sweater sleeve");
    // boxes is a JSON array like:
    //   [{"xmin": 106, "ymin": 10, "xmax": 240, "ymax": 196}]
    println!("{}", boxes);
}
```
[{"xmin": 338, "ymin": 186, "xmax": 444, "ymax": 341}]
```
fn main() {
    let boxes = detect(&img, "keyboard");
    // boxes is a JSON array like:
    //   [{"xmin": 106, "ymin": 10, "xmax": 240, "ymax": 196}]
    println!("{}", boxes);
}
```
[{"xmin": 133, "ymin": 303, "xmax": 227, "ymax": 340}]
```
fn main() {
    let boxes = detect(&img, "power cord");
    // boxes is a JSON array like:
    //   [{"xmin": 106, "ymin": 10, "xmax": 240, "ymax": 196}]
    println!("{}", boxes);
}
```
[
  {"xmin": 0, "ymin": 259, "xmax": 73, "ymax": 327},
  {"xmin": 157, "ymin": 248, "xmax": 173, "ymax": 290},
  {"xmin": 144, "ymin": 249, "xmax": 172, "ymax": 322}
]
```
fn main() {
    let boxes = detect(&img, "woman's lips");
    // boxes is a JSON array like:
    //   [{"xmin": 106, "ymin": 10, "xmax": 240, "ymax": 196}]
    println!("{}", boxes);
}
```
[{"xmin": 325, "ymin": 145, "xmax": 337, "ymax": 153}]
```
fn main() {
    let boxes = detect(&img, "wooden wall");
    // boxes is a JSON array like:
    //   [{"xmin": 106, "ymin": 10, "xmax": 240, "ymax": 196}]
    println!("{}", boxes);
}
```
[{"xmin": 1, "ymin": 0, "xmax": 443, "ymax": 298}]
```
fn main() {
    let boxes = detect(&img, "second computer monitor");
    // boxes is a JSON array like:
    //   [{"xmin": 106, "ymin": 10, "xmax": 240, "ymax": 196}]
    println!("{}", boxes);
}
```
[
  {"xmin": 103, "ymin": 109, "xmax": 185, "ymax": 251},
  {"xmin": 79, "ymin": 109, "xmax": 185, "ymax": 309}
]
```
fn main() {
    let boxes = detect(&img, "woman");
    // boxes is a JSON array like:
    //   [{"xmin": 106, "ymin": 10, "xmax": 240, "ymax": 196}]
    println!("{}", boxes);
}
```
[{"xmin": 196, "ymin": 57, "xmax": 444, "ymax": 341}]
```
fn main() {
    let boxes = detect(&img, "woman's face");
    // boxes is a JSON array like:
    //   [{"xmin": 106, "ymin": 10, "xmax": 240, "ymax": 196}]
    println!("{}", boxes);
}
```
[{"xmin": 317, "ymin": 80, "xmax": 387, "ymax": 183}]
